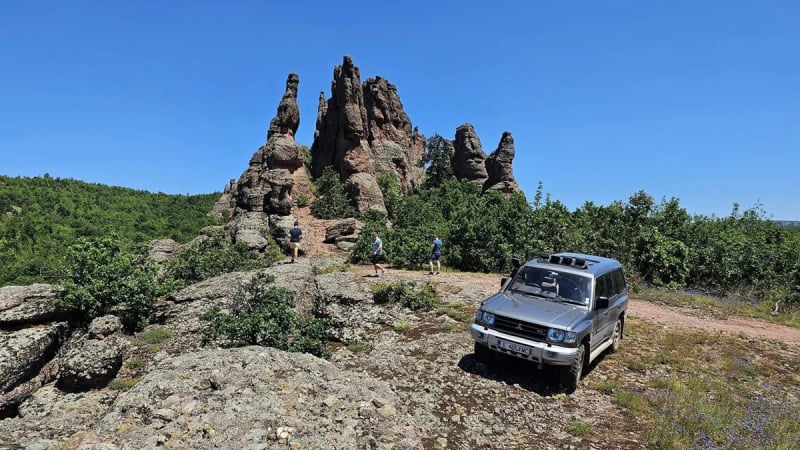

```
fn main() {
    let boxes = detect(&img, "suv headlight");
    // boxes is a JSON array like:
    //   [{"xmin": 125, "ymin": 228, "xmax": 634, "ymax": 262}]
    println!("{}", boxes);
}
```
[
  {"xmin": 476, "ymin": 310, "xmax": 495, "ymax": 326},
  {"xmin": 547, "ymin": 328, "xmax": 577, "ymax": 344}
]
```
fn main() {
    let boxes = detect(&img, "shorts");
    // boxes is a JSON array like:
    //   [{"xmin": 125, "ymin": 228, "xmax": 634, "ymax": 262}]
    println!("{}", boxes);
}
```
[
  {"xmin": 430, "ymin": 252, "xmax": 441, "ymax": 261},
  {"xmin": 372, "ymin": 253, "xmax": 382, "ymax": 264},
  {"xmin": 289, "ymin": 242, "xmax": 300, "ymax": 250}
]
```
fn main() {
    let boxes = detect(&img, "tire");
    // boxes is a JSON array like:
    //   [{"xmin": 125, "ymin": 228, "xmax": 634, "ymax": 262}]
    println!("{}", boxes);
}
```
[
  {"xmin": 608, "ymin": 319, "xmax": 623, "ymax": 354},
  {"xmin": 473, "ymin": 342, "xmax": 493, "ymax": 363},
  {"xmin": 561, "ymin": 344, "xmax": 585, "ymax": 394}
]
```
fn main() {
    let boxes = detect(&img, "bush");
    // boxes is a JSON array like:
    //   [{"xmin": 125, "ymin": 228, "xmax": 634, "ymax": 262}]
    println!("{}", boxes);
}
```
[
  {"xmin": 311, "ymin": 166, "xmax": 356, "ymax": 219},
  {"xmin": 164, "ymin": 235, "xmax": 274, "ymax": 287},
  {"xmin": 56, "ymin": 237, "xmax": 163, "ymax": 332},
  {"xmin": 200, "ymin": 272, "xmax": 330, "ymax": 358},
  {"xmin": 372, "ymin": 280, "xmax": 439, "ymax": 311}
]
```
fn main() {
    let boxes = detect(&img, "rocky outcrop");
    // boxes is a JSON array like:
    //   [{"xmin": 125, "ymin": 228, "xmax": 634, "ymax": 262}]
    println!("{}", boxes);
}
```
[
  {"xmin": 311, "ymin": 56, "xmax": 425, "ymax": 213},
  {"xmin": 232, "ymin": 73, "xmax": 311, "ymax": 232},
  {"xmin": 0, "ymin": 323, "xmax": 68, "ymax": 395},
  {"xmin": 66, "ymin": 346, "xmax": 422, "ymax": 449},
  {"xmin": 484, "ymin": 131, "xmax": 521, "ymax": 194},
  {"xmin": 148, "ymin": 239, "xmax": 180, "ymax": 264},
  {"xmin": 452, "ymin": 123, "xmax": 488, "ymax": 186},
  {"xmin": 0, "ymin": 284, "xmax": 62, "ymax": 326},
  {"xmin": 208, "ymin": 179, "xmax": 237, "ymax": 219}
]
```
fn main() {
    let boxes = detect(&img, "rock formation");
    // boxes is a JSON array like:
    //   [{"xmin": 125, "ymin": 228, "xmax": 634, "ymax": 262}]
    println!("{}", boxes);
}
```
[
  {"xmin": 452, "ymin": 123, "xmax": 488, "ymax": 186},
  {"xmin": 229, "ymin": 73, "xmax": 312, "ymax": 249},
  {"xmin": 208, "ymin": 179, "xmax": 237, "ymax": 219},
  {"xmin": 451, "ymin": 125, "xmax": 521, "ymax": 195},
  {"xmin": 484, "ymin": 131, "xmax": 521, "ymax": 193},
  {"xmin": 311, "ymin": 55, "xmax": 425, "ymax": 213}
]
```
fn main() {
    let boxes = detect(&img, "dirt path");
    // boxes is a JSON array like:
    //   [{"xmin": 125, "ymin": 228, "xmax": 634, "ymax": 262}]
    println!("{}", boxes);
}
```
[{"xmin": 629, "ymin": 298, "xmax": 800, "ymax": 346}]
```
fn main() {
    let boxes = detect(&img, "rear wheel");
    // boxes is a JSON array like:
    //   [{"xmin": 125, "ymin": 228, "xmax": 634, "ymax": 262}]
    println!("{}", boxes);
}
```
[
  {"xmin": 561, "ymin": 344, "xmax": 585, "ymax": 394},
  {"xmin": 609, "ymin": 319, "xmax": 623, "ymax": 354}
]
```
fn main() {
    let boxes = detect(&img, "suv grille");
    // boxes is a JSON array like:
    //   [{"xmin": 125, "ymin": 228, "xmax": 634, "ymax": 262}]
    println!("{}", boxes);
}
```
[{"xmin": 491, "ymin": 315, "xmax": 548, "ymax": 342}]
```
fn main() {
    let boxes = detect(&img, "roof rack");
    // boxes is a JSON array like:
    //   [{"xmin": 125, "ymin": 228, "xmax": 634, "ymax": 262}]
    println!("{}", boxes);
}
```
[{"xmin": 538, "ymin": 254, "xmax": 588, "ymax": 270}]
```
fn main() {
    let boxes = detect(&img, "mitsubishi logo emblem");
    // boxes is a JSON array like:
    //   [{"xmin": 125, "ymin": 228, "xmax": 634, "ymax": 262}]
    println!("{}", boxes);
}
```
[{"xmin": 515, "ymin": 323, "xmax": 523, "ymax": 331}]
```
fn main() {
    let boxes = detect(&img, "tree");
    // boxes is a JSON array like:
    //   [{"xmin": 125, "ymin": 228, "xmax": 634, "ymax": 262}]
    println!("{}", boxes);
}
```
[
  {"xmin": 56, "ymin": 237, "xmax": 163, "ymax": 331},
  {"xmin": 423, "ymin": 134, "xmax": 455, "ymax": 189}
]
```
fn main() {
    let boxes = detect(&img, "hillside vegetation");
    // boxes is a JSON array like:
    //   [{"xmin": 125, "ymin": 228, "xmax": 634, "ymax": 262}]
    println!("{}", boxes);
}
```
[{"xmin": 0, "ymin": 174, "xmax": 222, "ymax": 286}]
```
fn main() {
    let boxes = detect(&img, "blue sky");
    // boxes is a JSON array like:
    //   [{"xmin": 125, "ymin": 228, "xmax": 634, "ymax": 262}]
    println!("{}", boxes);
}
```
[{"xmin": 2, "ymin": 1, "xmax": 798, "ymax": 219}]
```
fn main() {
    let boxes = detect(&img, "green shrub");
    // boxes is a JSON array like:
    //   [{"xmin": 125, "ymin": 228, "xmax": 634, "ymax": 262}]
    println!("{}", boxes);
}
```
[
  {"xmin": 138, "ymin": 327, "xmax": 174, "ymax": 344},
  {"xmin": 392, "ymin": 321, "xmax": 411, "ymax": 333},
  {"xmin": 372, "ymin": 280, "xmax": 439, "ymax": 311},
  {"xmin": 311, "ymin": 166, "xmax": 356, "ymax": 219},
  {"xmin": 56, "ymin": 237, "xmax": 163, "ymax": 332},
  {"xmin": 296, "ymin": 194, "xmax": 311, "ymax": 208},
  {"xmin": 566, "ymin": 421, "xmax": 592, "ymax": 437},
  {"xmin": 200, "ymin": 272, "xmax": 330, "ymax": 358},
  {"xmin": 164, "ymin": 235, "xmax": 274, "ymax": 287}
]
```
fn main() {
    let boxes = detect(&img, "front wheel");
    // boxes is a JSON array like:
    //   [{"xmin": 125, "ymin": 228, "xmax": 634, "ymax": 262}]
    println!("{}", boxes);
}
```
[{"xmin": 561, "ymin": 344, "xmax": 585, "ymax": 394}]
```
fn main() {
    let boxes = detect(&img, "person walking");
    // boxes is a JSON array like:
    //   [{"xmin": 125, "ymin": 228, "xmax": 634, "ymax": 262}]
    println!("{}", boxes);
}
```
[
  {"xmin": 372, "ymin": 232, "xmax": 386, "ymax": 277},
  {"xmin": 429, "ymin": 234, "xmax": 443, "ymax": 274},
  {"xmin": 289, "ymin": 221, "xmax": 303, "ymax": 263}
]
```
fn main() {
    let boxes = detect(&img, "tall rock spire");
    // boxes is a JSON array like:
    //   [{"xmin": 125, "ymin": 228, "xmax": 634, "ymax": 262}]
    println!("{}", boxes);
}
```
[
  {"xmin": 310, "ymin": 55, "xmax": 425, "ymax": 213},
  {"xmin": 484, "ymin": 131, "xmax": 520, "ymax": 194}
]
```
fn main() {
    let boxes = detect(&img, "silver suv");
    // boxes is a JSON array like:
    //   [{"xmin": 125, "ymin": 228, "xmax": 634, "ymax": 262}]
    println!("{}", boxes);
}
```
[{"xmin": 470, "ymin": 252, "xmax": 628, "ymax": 393}]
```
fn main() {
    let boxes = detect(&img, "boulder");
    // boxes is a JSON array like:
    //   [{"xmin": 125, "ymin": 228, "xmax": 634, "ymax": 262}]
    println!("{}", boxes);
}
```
[
  {"xmin": 227, "ymin": 211, "xmax": 270, "ymax": 250},
  {"xmin": 208, "ymin": 179, "xmax": 237, "ymax": 219},
  {"xmin": 324, "ymin": 218, "xmax": 361, "ymax": 244},
  {"xmin": 0, "ymin": 284, "xmax": 61, "ymax": 326},
  {"xmin": 0, "ymin": 323, "xmax": 68, "ymax": 394},
  {"xmin": 452, "ymin": 123, "xmax": 488, "ymax": 186},
  {"xmin": 88, "ymin": 315, "xmax": 123, "ymax": 339},
  {"xmin": 345, "ymin": 173, "xmax": 387, "ymax": 214},
  {"xmin": 484, "ymin": 131, "xmax": 521, "ymax": 194},
  {"xmin": 57, "ymin": 338, "xmax": 123, "ymax": 392}
]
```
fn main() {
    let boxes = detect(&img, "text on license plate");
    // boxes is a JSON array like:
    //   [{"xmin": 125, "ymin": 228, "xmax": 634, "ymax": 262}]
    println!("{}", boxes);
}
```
[{"xmin": 495, "ymin": 339, "xmax": 532, "ymax": 355}]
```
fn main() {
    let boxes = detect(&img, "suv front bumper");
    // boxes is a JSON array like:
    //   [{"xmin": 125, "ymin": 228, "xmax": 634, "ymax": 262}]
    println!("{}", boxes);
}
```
[{"xmin": 470, "ymin": 323, "xmax": 578, "ymax": 366}]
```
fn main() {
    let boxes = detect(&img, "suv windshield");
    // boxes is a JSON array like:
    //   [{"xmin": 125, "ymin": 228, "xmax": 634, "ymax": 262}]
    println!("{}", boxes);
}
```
[{"xmin": 508, "ymin": 266, "xmax": 591, "ymax": 305}]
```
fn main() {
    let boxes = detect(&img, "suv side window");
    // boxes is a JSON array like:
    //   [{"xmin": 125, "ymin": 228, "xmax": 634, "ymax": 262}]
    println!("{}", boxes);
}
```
[
  {"xmin": 595, "ymin": 274, "xmax": 609, "ymax": 299},
  {"xmin": 613, "ymin": 269, "xmax": 626, "ymax": 294}
]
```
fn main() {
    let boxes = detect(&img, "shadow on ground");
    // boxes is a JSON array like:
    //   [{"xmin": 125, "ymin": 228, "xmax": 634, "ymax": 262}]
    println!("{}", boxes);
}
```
[{"xmin": 457, "ymin": 350, "xmax": 601, "ymax": 396}]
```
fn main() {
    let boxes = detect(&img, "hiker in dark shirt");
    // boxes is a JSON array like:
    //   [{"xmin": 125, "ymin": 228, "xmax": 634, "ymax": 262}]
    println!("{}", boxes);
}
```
[{"xmin": 289, "ymin": 221, "xmax": 302, "ymax": 263}]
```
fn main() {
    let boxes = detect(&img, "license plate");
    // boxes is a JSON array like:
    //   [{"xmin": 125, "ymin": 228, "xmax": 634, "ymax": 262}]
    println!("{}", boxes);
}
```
[{"xmin": 495, "ymin": 338, "xmax": 532, "ymax": 355}]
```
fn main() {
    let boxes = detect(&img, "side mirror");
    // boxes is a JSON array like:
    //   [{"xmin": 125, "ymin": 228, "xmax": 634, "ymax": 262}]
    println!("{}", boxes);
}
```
[
  {"xmin": 596, "ymin": 296, "xmax": 610, "ymax": 309},
  {"xmin": 501, "ymin": 277, "xmax": 508, "ymax": 288}
]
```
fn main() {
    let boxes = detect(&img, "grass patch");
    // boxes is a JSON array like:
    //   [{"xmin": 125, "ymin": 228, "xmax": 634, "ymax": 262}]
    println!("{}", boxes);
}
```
[
  {"xmin": 347, "ymin": 342, "xmax": 369, "ymax": 353},
  {"xmin": 108, "ymin": 378, "xmax": 139, "ymax": 390},
  {"xmin": 312, "ymin": 262, "xmax": 351, "ymax": 276},
  {"xmin": 435, "ymin": 301, "xmax": 474, "ymax": 323},
  {"xmin": 138, "ymin": 327, "xmax": 174, "ymax": 345},
  {"xmin": 593, "ymin": 379, "xmax": 619, "ymax": 395},
  {"xmin": 392, "ymin": 321, "xmax": 411, "ymax": 333},
  {"xmin": 566, "ymin": 420, "xmax": 592, "ymax": 437},
  {"xmin": 126, "ymin": 358, "xmax": 146, "ymax": 370}
]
